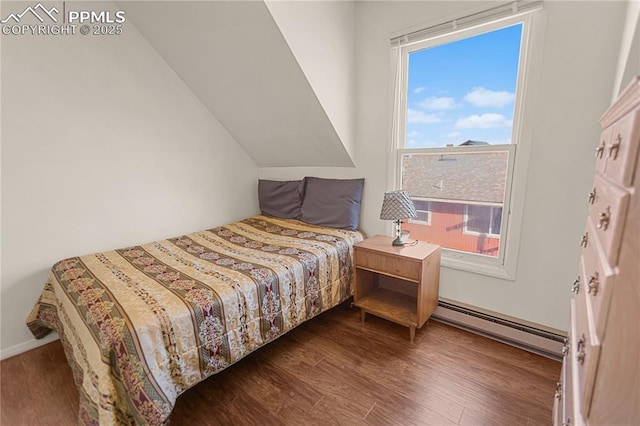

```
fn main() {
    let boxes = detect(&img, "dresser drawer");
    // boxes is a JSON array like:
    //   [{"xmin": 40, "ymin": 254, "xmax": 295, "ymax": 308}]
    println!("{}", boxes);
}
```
[
  {"xmin": 587, "ymin": 174, "xmax": 630, "ymax": 265},
  {"xmin": 562, "ymin": 333, "xmax": 576, "ymax": 426},
  {"xmin": 355, "ymin": 248, "xmax": 421, "ymax": 282},
  {"xmin": 553, "ymin": 360, "xmax": 564, "ymax": 426},
  {"xmin": 573, "ymin": 291, "xmax": 601, "ymax": 420},
  {"xmin": 580, "ymin": 219, "xmax": 616, "ymax": 340},
  {"xmin": 604, "ymin": 107, "xmax": 640, "ymax": 187},
  {"xmin": 551, "ymin": 365, "xmax": 564, "ymax": 426},
  {"xmin": 568, "ymin": 300, "xmax": 586, "ymax": 426},
  {"xmin": 555, "ymin": 350, "xmax": 576, "ymax": 426},
  {"xmin": 595, "ymin": 126, "xmax": 612, "ymax": 175}
]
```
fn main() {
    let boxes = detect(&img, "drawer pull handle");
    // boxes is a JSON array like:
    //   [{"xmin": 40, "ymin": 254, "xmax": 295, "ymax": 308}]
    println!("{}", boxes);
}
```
[
  {"xmin": 577, "ymin": 334, "xmax": 585, "ymax": 350},
  {"xmin": 598, "ymin": 206, "xmax": 611, "ymax": 230},
  {"xmin": 576, "ymin": 333, "xmax": 586, "ymax": 365},
  {"xmin": 588, "ymin": 188, "xmax": 597, "ymax": 205},
  {"xmin": 580, "ymin": 232, "xmax": 589, "ymax": 248},
  {"xmin": 608, "ymin": 135, "xmax": 621, "ymax": 160},
  {"xmin": 561, "ymin": 338, "xmax": 570, "ymax": 357},
  {"xmin": 588, "ymin": 272, "xmax": 600, "ymax": 296},
  {"xmin": 595, "ymin": 141, "xmax": 605, "ymax": 159},
  {"xmin": 555, "ymin": 381, "xmax": 562, "ymax": 400},
  {"xmin": 572, "ymin": 277, "xmax": 580, "ymax": 294}
]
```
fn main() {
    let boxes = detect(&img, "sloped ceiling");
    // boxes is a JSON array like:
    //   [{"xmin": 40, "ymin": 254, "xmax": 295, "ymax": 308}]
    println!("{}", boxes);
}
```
[
  {"xmin": 120, "ymin": 1, "xmax": 354, "ymax": 167},
  {"xmin": 265, "ymin": 0, "xmax": 356, "ymax": 160}
]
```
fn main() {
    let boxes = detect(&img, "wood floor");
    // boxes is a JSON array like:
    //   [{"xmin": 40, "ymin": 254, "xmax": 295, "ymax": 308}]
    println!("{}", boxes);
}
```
[{"xmin": 1, "ymin": 302, "xmax": 560, "ymax": 425}]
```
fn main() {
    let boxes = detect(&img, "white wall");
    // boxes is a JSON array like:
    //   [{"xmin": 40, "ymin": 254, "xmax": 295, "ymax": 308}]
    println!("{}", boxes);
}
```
[
  {"xmin": 262, "ymin": 1, "xmax": 627, "ymax": 331},
  {"xmin": 0, "ymin": 1, "xmax": 258, "ymax": 358},
  {"xmin": 265, "ymin": 0, "xmax": 357, "ymax": 159},
  {"xmin": 119, "ymin": 1, "xmax": 354, "ymax": 168},
  {"xmin": 612, "ymin": 0, "xmax": 640, "ymax": 98}
]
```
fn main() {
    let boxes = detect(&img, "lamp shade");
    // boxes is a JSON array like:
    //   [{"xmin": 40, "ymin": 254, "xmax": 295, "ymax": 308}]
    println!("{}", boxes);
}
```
[{"xmin": 380, "ymin": 190, "xmax": 417, "ymax": 220}]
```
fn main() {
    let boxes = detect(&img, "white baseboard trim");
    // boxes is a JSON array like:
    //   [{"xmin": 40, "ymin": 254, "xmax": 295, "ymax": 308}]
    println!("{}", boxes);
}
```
[
  {"xmin": 432, "ymin": 300, "xmax": 566, "ymax": 360},
  {"xmin": 1, "ymin": 333, "xmax": 60, "ymax": 361}
]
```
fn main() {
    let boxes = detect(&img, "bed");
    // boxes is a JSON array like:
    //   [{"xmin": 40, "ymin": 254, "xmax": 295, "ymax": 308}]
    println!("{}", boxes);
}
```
[
  {"xmin": 27, "ymin": 214, "xmax": 363, "ymax": 424},
  {"xmin": 27, "ymin": 176, "xmax": 365, "ymax": 425}
]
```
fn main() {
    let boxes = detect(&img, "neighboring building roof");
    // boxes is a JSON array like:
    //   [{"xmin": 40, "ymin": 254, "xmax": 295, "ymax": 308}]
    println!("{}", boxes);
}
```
[
  {"xmin": 401, "ymin": 150, "xmax": 508, "ymax": 204},
  {"xmin": 458, "ymin": 140, "xmax": 490, "ymax": 146}
]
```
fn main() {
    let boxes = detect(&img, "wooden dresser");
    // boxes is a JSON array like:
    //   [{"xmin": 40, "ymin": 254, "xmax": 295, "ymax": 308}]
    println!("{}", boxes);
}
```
[{"xmin": 553, "ymin": 77, "xmax": 640, "ymax": 426}]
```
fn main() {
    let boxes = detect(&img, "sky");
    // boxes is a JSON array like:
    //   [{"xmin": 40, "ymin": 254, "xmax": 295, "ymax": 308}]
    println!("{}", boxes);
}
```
[{"xmin": 406, "ymin": 23, "xmax": 523, "ymax": 148}]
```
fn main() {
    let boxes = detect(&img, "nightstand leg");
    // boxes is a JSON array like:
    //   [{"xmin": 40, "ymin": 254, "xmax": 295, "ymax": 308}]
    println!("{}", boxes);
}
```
[
  {"xmin": 409, "ymin": 326, "xmax": 416, "ymax": 343},
  {"xmin": 360, "ymin": 309, "xmax": 366, "ymax": 325}
]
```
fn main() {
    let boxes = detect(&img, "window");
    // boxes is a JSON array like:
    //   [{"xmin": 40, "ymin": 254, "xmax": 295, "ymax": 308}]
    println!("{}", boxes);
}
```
[
  {"xmin": 390, "ymin": 3, "xmax": 542, "ymax": 278},
  {"xmin": 400, "ymin": 148, "xmax": 513, "ymax": 258},
  {"xmin": 409, "ymin": 198, "xmax": 431, "ymax": 225},
  {"xmin": 464, "ymin": 205, "xmax": 502, "ymax": 236}
]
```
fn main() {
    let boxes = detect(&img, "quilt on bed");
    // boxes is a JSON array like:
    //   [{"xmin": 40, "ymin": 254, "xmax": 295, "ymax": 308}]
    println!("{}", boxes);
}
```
[{"xmin": 27, "ymin": 215, "xmax": 364, "ymax": 425}]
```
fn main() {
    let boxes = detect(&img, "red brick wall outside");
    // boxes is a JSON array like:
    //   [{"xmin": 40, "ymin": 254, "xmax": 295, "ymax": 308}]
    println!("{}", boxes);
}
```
[{"xmin": 402, "ymin": 201, "xmax": 500, "ymax": 257}]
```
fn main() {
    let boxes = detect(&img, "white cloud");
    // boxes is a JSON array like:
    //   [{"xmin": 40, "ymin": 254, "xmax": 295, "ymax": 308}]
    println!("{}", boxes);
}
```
[
  {"xmin": 418, "ymin": 96, "xmax": 458, "ymax": 110},
  {"xmin": 407, "ymin": 109, "xmax": 441, "ymax": 124},
  {"xmin": 445, "ymin": 131, "xmax": 461, "ymax": 138},
  {"xmin": 455, "ymin": 113, "xmax": 512, "ymax": 129},
  {"xmin": 464, "ymin": 87, "xmax": 515, "ymax": 108},
  {"xmin": 407, "ymin": 131, "xmax": 420, "ymax": 138},
  {"xmin": 406, "ymin": 139, "xmax": 441, "ymax": 148},
  {"xmin": 413, "ymin": 86, "xmax": 426, "ymax": 94}
]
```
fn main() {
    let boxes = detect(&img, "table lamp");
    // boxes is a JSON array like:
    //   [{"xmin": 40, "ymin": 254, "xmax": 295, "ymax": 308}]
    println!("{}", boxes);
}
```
[{"xmin": 379, "ymin": 190, "xmax": 417, "ymax": 246}]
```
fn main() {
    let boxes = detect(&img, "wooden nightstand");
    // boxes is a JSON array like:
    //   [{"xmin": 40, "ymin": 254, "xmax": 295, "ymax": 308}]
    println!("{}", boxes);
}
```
[{"xmin": 353, "ymin": 235, "xmax": 441, "ymax": 343}]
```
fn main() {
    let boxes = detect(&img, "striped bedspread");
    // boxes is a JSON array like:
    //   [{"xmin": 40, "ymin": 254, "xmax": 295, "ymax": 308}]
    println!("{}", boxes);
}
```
[{"xmin": 27, "ymin": 215, "xmax": 364, "ymax": 425}]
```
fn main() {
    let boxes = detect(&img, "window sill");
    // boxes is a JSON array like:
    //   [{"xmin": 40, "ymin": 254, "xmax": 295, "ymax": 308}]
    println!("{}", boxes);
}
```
[
  {"xmin": 461, "ymin": 230, "xmax": 501, "ymax": 238},
  {"xmin": 441, "ymin": 254, "xmax": 515, "ymax": 281}
]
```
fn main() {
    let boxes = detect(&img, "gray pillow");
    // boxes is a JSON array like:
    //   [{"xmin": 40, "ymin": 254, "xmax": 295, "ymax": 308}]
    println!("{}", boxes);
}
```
[
  {"xmin": 258, "ymin": 179, "xmax": 305, "ymax": 219},
  {"xmin": 300, "ymin": 177, "xmax": 364, "ymax": 231}
]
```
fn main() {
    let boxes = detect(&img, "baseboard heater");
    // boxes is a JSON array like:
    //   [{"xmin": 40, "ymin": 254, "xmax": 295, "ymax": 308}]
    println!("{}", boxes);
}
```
[{"xmin": 431, "ymin": 300, "xmax": 566, "ymax": 361}]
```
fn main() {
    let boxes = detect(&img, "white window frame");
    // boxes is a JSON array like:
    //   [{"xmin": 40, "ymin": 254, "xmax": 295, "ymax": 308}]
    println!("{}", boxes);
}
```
[
  {"xmin": 463, "ymin": 204, "xmax": 503, "ymax": 237},
  {"xmin": 409, "ymin": 198, "xmax": 431, "ymax": 226},
  {"xmin": 389, "ymin": 6, "xmax": 544, "ymax": 280}
]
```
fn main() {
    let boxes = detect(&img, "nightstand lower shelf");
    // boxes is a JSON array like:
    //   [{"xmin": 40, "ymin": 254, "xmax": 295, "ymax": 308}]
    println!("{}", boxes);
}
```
[{"xmin": 354, "ymin": 288, "xmax": 418, "ymax": 341}]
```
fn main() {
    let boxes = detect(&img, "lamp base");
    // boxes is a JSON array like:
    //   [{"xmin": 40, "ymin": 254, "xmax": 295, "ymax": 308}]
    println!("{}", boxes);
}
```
[{"xmin": 392, "ymin": 236, "xmax": 405, "ymax": 246}]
